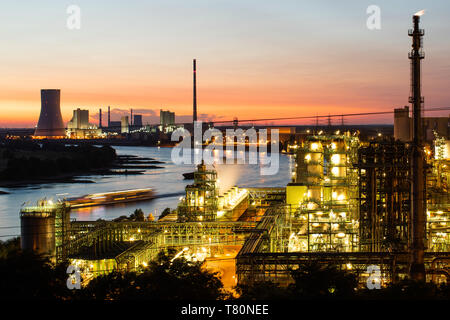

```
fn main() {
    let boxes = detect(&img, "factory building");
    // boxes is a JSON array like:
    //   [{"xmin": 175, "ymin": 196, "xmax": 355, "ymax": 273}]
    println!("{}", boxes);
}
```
[
  {"xmin": 286, "ymin": 132, "xmax": 360, "ymax": 252},
  {"xmin": 394, "ymin": 106, "xmax": 449, "ymax": 142},
  {"xmin": 34, "ymin": 89, "xmax": 66, "ymax": 138},
  {"xmin": 121, "ymin": 116, "xmax": 129, "ymax": 133},
  {"xmin": 133, "ymin": 114, "xmax": 143, "ymax": 128},
  {"xmin": 66, "ymin": 108, "xmax": 102, "ymax": 139},
  {"xmin": 160, "ymin": 109, "xmax": 176, "ymax": 133}
]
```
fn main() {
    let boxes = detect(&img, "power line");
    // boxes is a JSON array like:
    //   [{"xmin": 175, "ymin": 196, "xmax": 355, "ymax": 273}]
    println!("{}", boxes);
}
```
[
  {"xmin": 1, "ymin": 107, "xmax": 449, "ymax": 132},
  {"xmin": 210, "ymin": 107, "xmax": 450, "ymax": 125}
]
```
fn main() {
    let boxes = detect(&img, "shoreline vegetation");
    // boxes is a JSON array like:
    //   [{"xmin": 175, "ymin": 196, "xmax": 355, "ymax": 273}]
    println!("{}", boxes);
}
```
[
  {"xmin": 0, "ymin": 239, "xmax": 448, "ymax": 301},
  {"xmin": 0, "ymin": 141, "xmax": 164, "ymax": 187}
]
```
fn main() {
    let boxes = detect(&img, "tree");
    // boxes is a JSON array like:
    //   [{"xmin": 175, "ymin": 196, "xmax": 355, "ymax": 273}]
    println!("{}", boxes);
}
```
[
  {"xmin": 79, "ymin": 249, "xmax": 228, "ymax": 300},
  {"xmin": 289, "ymin": 262, "xmax": 357, "ymax": 299},
  {"xmin": 357, "ymin": 278, "xmax": 450, "ymax": 300},
  {"xmin": 131, "ymin": 208, "xmax": 145, "ymax": 221},
  {"xmin": 235, "ymin": 281, "xmax": 291, "ymax": 300},
  {"xmin": 0, "ymin": 249, "xmax": 72, "ymax": 300}
]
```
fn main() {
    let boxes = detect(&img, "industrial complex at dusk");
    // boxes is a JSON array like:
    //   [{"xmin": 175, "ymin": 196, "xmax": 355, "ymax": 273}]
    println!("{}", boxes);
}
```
[{"xmin": 0, "ymin": 1, "xmax": 449, "ymax": 309}]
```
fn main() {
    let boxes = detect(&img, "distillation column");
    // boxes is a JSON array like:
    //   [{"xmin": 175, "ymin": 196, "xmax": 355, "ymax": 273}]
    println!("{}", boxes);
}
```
[{"xmin": 408, "ymin": 12, "xmax": 426, "ymax": 281}]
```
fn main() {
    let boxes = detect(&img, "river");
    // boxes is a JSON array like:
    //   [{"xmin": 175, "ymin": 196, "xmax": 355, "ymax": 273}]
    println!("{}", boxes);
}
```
[{"xmin": 0, "ymin": 146, "xmax": 293, "ymax": 240}]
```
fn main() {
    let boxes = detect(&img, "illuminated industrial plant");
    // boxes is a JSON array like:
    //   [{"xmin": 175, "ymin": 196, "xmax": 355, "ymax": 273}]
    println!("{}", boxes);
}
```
[{"xmin": 19, "ymin": 12, "xmax": 449, "ymax": 288}]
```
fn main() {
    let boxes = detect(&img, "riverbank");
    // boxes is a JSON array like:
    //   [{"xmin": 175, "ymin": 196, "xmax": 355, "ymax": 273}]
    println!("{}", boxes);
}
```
[{"xmin": 0, "ymin": 143, "xmax": 166, "ymax": 187}]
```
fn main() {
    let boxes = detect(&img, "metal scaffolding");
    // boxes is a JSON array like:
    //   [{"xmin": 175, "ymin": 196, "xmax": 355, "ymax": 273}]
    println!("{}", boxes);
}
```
[{"xmin": 357, "ymin": 138, "xmax": 410, "ymax": 252}]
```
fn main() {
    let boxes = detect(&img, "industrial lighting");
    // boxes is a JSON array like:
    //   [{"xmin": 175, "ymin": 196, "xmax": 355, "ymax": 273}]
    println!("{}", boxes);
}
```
[
  {"xmin": 331, "ymin": 154, "xmax": 340, "ymax": 165},
  {"xmin": 311, "ymin": 143, "xmax": 319, "ymax": 151},
  {"xmin": 331, "ymin": 167, "xmax": 339, "ymax": 176},
  {"xmin": 216, "ymin": 210, "xmax": 225, "ymax": 218}
]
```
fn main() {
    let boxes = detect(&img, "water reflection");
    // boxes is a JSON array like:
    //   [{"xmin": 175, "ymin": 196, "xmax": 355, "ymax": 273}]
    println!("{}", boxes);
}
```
[{"xmin": 0, "ymin": 146, "xmax": 292, "ymax": 239}]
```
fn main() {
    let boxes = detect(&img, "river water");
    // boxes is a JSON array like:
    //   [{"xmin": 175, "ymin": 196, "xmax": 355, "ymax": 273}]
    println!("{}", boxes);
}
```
[{"xmin": 0, "ymin": 146, "xmax": 293, "ymax": 240}]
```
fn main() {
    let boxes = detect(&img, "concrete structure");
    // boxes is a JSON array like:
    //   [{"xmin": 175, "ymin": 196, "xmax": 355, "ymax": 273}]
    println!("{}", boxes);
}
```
[
  {"xmin": 394, "ymin": 106, "xmax": 449, "ymax": 142},
  {"xmin": 109, "ymin": 121, "xmax": 121, "ymax": 131},
  {"xmin": 133, "ymin": 114, "xmax": 143, "ymax": 128},
  {"xmin": 424, "ymin": 117, "xmax": 449, "ymax": 141},
  {"xmin": 67, "ymin": 108, "xmax": 102, "ymax": 139},
  {"xmin": 160, "ymin": 110, "xmax": 175, "ymax": 127},
  {"xmin": 121, "ymin": 116, "xmax": 129, "ymax": 133},
  {"xmin": 68, "ymin": 108, "xmax": 89, "ymax": 129},
  {"xmin": 34, "ymin": 89, "xmax": 66, "ymax": 137},
  {"xmin": 394, "ymin": 106, "xmax": 411, "ymax": 142}
]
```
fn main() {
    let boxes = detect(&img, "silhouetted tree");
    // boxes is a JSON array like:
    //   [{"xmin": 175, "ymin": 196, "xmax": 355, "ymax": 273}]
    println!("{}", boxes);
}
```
[
  {"xmin": 289, "ymin": 262, "xmax": 357, "ymax": 299},
  {"xmin": 357, "ymin": 278, "xmax": 450, "ymax": 300},
  {"xmin": 78, "ymin": 249, "xmax": 228, "ymax": 300},
  {"xmin": 235, "ymin": 281, "xmax": 291, "ymax": 300},
  {"xmin": 0, "ymin": 249, "xmax": 71, "ymax": 300},
  {"xmin": 131, "ymin": 209, "xmax": 145, "ymax": 221}
]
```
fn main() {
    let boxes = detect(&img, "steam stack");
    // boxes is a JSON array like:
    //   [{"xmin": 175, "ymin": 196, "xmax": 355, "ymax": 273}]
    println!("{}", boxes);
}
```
[
  {"xmin": 408, "ymin": 11, "xmax": 426, "ymax": 281},
  {"xmin": 34, "ymin": 89, "xmax": 66, "ymax": 137},
  {"xmin": 193, "ymin": 59, "xmax": 198, "ymax": 123}
]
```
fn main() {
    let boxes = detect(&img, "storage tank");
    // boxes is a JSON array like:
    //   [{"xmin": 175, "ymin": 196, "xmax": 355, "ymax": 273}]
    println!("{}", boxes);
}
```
[{"xmin": 20, "ymin": 210, "xmax": 55, "ymax": 257}]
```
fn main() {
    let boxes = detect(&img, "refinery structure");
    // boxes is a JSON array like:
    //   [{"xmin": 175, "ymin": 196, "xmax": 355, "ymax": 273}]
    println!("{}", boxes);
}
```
[{"xmin": 20, "ymin": 13, "xmax": 449, "ymax": 288}]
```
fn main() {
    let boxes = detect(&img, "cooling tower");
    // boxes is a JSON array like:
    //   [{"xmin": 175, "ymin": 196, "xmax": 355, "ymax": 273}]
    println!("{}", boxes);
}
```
[{"xmin": 34, "ymin": 89, "xmax": 66, "ymax": 137}]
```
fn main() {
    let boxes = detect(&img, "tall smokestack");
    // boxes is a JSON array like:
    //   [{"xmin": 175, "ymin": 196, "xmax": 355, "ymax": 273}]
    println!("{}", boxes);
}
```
[
  {"xmin": 408, "ymin": 11, "xmax": 426, "ymax": 282},
  {"xmin": 131, "ymin": 108, "xmax": 133, "ymax": 126},
  {"xmin": 193, "ymin": 59, "xmax": 197, "ymax": 123},
  {"xmin": 99, "ymin": 108, "xmax": 102, "ymax": 128},
  {"xmin": 108, "ymin": 106, "xmax": 111, "ymax": 128}
]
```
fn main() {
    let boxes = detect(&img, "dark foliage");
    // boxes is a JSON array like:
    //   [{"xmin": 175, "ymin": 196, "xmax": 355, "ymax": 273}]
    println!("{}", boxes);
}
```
[
  {"xmin": 0, "ymin": 248, "xmax": 72, "ymax": 300},
  {"xmin": 0, "ymin": 142, "xmax": 116, "ymax": 180},
  {"xmin": 78, "ymin": 249, "xmax": 228, "ymax": 300},
  {"xmin": 288, "ymin": 262, "xmax": 358, "ymax": 298}
]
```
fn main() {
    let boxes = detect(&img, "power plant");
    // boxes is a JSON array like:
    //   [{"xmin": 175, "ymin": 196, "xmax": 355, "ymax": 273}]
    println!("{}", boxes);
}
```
[{"xmin": 34, "ymin": 89, "xmax": 66, "ymax": 137}]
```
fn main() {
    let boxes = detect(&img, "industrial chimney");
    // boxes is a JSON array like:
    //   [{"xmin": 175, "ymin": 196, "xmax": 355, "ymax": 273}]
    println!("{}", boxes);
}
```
[
  {"xmin": 108, "ymin": 106, "xmax": 111, "ymax": 128},
  {"xmin": 99, "ymin": 108, "xmax": 102, "ymax": 128},
  {"xmin": 193, "ymin": 59, "xmax": 198, "ymax": 123},
  {"xmin": 34, "ymin": 89, "xmax": 66, "ymax": 137},
  {"xmin": 408, "ymin": 10, "xmax": 426, "ymax": 282}
]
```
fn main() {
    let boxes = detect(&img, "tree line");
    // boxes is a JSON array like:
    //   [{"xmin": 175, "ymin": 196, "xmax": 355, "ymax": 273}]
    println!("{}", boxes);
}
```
[{"xmin": 0, "ymin": 238, "xmax": 448, "ymax": 300}]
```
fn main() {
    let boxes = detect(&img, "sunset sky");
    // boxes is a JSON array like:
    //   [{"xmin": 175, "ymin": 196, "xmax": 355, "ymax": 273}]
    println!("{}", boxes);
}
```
[{"xmin": 0, "ymin": 0, "xmax": 449, "ymax": 127}]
